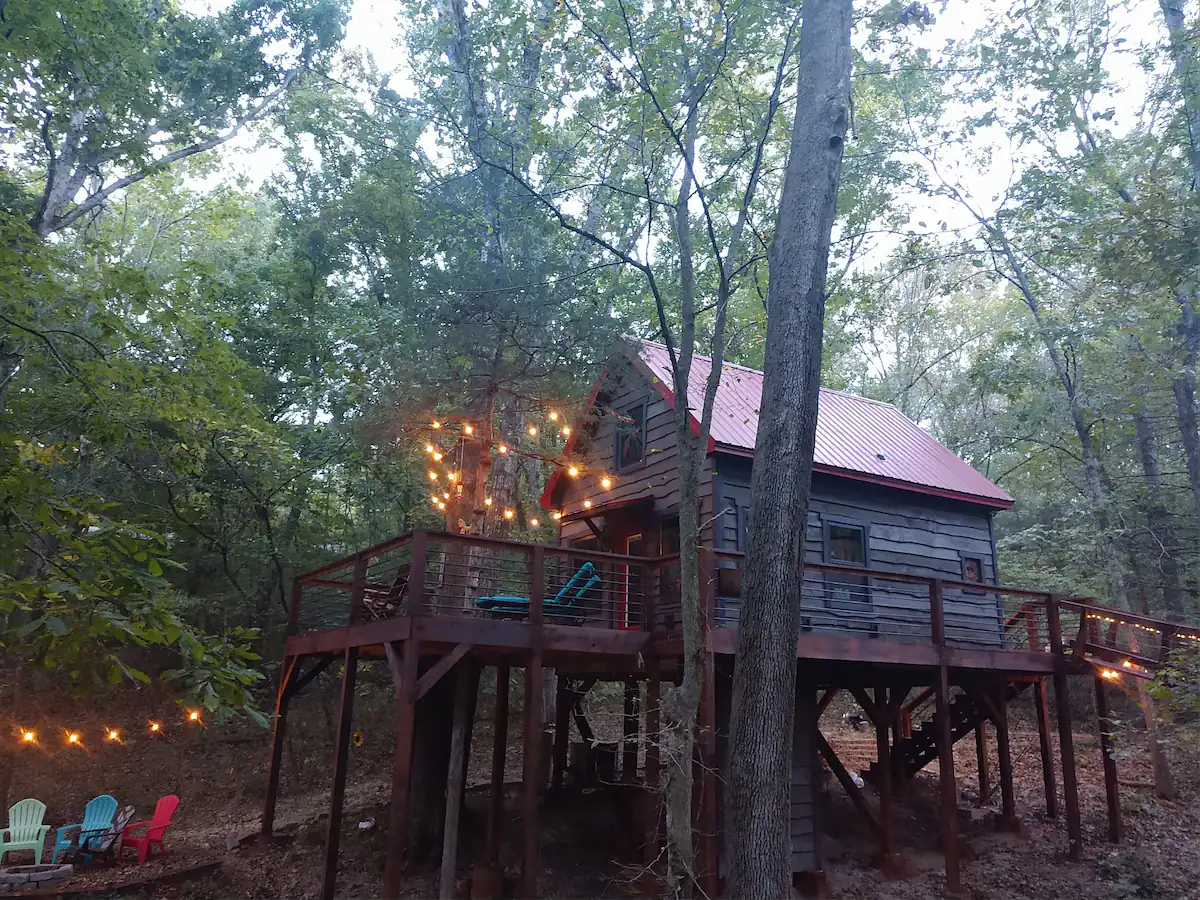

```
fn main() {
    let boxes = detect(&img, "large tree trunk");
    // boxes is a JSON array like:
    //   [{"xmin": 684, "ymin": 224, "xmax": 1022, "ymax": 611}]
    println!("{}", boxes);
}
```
[
  {"xmin": 1133, "ymin": 410, "xmax": 1185, "ymax": 617},
  {"xmin": 726, "ymin": 0, "xmax": 852, "ymax": 895}
]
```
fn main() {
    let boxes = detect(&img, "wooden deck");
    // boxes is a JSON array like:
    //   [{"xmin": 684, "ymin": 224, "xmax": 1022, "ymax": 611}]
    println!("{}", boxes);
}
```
[{"xmin": 265, "ymin": 529, "xmax": 1199, "ymax": 900}]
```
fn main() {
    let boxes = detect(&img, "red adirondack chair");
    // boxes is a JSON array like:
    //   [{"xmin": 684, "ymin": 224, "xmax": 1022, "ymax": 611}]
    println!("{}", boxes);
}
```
[{"xmin": 120, "ymin": 795, "xmax": 178, "ymax": 864}]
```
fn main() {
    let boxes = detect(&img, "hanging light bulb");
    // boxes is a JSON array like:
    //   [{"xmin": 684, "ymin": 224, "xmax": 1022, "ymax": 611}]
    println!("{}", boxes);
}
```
[
  {"xmin": 568, "ymin": 466, "xmax": 580, "ymax": 478},
  {"xmin": 443, "ymin": 491, "xmax": 450, "ymax": 499},
  {"xmin": 106, "ymin": 729, "xmax": 120, "ymax": 742},
  {"xmin": 498, "ymin": 444, "xmax": 509, "ymax": 454},
  {"xmin": 433, "ymin": 452, "xmax": 443, "ymax": 461},
  {"xmin": 583, "ymin": 499, "xmax": 593, "ymax": 509},
  {"xmin": 188, "ymin": 710, "xmax": 202, "ymax": 723},
  {"xmin": 552, "ymin": 511, "xmax": 562, "ymax": 520},
  {"xmin": 431, "ymin": 496, "xmax": 439, "ymax": 505},
  {"xmin": 432, "ymin": 421, "xmax": 442, "ymax": 429},
  {"xmin": 504, "ymin": 508, "xmax": 515, "ymax": 520},
  {"xmin": 21, "ymin": 730, "xmax": 35, "ymax": 744},
  {"xmin": 149, "ymin": 722, "xmax": 161, "ymax": 734},
  {"xmin": 429, "ymin": 471, "xmax": 438, "ymax": 481},
  {"xmin": 438, "ymin": 501, "xmax": 446, "ymax": 510},
  {"xmin": 530, "ymin": 518, "xmax": 540, "ymax": 528},
  {"xmin": 67, "ymin": 732, "xmax": 80, "ymax": 745},
  {"xmin": 425, "ymin": 443, "xmax": 435, "ymax": 453},
  {"xmin": 448, "ymin": 472, "xmax": 458, "ymax": 482},
  {"xmin": 601, "ymin": 476, "xmax": 612, "ymax": 490},
  {"xmin": 549, "ymin": 411, "xmax": 559, "ymax": 421},
  {"xmin": 485, "ymin": 497, "xmax": 493, "ymax": 507},
  {"xmin": 562, "ymin": 426, "xmax": 571, "ymax": 437},
  {"xmin": 464, "ymin": 424, "xmax": 473, "ymax": 435},
  {"xmin": 528, "ymin": 425, "xmax": 538, "ymax": 437}
]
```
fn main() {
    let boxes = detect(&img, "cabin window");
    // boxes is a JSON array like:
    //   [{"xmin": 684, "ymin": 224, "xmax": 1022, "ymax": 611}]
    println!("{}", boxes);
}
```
[
  {"xmin": 827, "ymin": 523, "xmax": 867, "ymax": 566},
  {"xmin": 962, "ymin": 557, "xmax": 983, "ymax": 583},
  {"xmin": 614, "ymin": 400, "xmax": 647, "ymax": 471}
]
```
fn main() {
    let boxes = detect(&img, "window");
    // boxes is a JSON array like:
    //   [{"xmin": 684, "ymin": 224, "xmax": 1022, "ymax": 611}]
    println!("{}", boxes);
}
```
[
  {"xmin": 962, "ymin": 556, "xmax": 983, "ymax": 583},
  {"xmin": 827, "ymin": 523, "xmax": 866, "ymax": 565},
  {"xmin": 614, "ymin": 401, "xmax": 647, "ymax": 471}
]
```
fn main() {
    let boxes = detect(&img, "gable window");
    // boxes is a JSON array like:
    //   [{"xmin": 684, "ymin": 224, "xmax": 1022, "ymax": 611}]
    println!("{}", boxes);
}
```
[
  {"xmin": 614, "ymin": 401, "xmax": 647, "ymax": 471},
  {"xmin": 962, "ymin": 557, "xmax": 983, "ymax": 583}
]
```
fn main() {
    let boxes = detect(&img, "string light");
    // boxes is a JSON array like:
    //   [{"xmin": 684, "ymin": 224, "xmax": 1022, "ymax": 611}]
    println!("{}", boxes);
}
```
[
  {"xmin": 552, "ymin": 512, "xmax": 562, "ymax": 520},
  {"xmin": 448, "ymin": 472, "xmax": 458, "ymax": 482},
  {"xmin": 562, "ymin": 426, "xmax": 571, "ymax": 437},
  {"xmin": 568, "ymin": 466, "xmax": 580, "ymax": 478},
  {"xmin": 431, "ymin": 496, "xmax": 439, "ymax": 505},
  {"xmin": 425, "ymin": 443, "xmax": 435, "ymax": 453},
  {"xmin": 149, "ymin": 722, "xmax": 161, "ymax": 734},
  {"xmin": 188, "ymin": 710, "xmax": 202, "ymax": 724},
  {"xmin": 528, "ymin": 426, "xmax": 538, "ymax": 437},
  {"xmin": 438, "ymin": 502, "xmax": 446, "ymax": 510},
  {"xmin": 66, "ymin": 732, "xmax": 80, "ymax": 745},
  {"xmin": 601, "ymin": 476, "xmax": 612, "ymax": 490},
  {"xmin": 498, "ymin": 444, "xmax": 509, "ymax": 454},
  {"xmin": 21, "ymin": 730, "xmax": 35, "ymax": 744},
  {"xmin": 530, "ymin": 518, "xmax": 540, "ymax": 528},
  {"xmin": 485, "ymin": 497, "xmax": 493, "ymax": 506},
  {"xmin": 1100, "ymin": 668, "xmax": 1120, "ymax": 680},
  {"xmin": 106, "ymin": 729, "xmax": 120, "ymax": 742},
  {"xmin": 584, "ymin": 500, "xmax": 593, "ymax": 509},
  {"xmin": 504, "ymin": 509, "xmax": 515, "ymax": 520},
  {"xmin": 432, "ymin": 421, "xmax": 441, "ymax": 429},
  {"xmin": 464, "ymin": 425, "xmax": 473, "ymax": 435},
  {"xmin": 549, "ymin": 411, "xmax": 559, "ymax": 421},
  {"xmin": 433, "ymin": 452, "xmax": 443, "ymax": 461},
  {"xmin": 429, "ymin": 471, "xmax": 438, "ymax": 481},
  {"xmin": 443, "ymin": 492, "xmax": 450, "ymax": 499}
]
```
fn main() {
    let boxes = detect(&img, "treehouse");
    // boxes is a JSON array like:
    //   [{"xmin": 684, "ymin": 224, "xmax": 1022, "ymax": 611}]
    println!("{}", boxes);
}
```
[{"xmin": 260, "ymin": 338, "xmax": 1199, "ymax": 900}]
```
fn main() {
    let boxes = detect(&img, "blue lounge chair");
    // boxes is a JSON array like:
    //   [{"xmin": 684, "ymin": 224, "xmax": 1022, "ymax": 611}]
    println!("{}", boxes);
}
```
[
  {"xmin": 53, "ymin": 794, "xmax": 117, "ymax": 863},
  {"xmin": 475, "ymin": 562, "xmax": 601, "ymax": 622}
]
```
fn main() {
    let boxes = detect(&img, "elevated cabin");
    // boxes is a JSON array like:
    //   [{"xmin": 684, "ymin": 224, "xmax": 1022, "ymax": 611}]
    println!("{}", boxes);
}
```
[
  {"xmin": 542, "ymin": 338, "xmax": 1013, "ymax": 646},
  {"xmin": 541, "ymin": 337, "xmax": 1016, "ymax": 877}
]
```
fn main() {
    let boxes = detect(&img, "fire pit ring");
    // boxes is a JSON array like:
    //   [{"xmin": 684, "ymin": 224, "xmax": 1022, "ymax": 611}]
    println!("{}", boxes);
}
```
[{"xmin": 0, "ymin": 864, "xmax": 73, "ymax": 892}]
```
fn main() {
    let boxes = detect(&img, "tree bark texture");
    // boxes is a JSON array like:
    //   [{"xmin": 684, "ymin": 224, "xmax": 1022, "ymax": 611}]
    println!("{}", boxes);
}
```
[
  {"xmin": 727, "ymin": 0, "xmax": 853, "ymax": 896},
  {"xmin": 1132, "ymin": 410, "xmax": 1185, "ymax": 616}
]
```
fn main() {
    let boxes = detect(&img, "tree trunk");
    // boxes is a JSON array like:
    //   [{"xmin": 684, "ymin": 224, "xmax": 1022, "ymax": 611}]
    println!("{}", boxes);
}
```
[
  {"xmin": 1133, "ymin": 410, "xmax": 1185, "ymax": 617},
  {"xmin": 727, "ymin": 0, "xmax": 853, "ymax": 895},
  {"xmin": 406, "ymin": 672, "xmax": 457, "ymax": 864}
]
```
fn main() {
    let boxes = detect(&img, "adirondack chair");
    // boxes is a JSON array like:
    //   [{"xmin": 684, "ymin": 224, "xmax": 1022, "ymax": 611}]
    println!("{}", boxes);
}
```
[
  {"xmin": 475, "ymin": 561, "xmax": 601, "ymax": 623},
  {"xmin": 53, "ymin": 793, "xmax": 117, "ymax": 863},
  {"xmin": 121, "ymin": 795, "xmax": 178, "ymax": 864},
  {"xmin": 0, "ymin": 798, "xmax": 49, "ymax": 865},
  {"xmin": 72, "ymin": 805, "xmax": 136, "ymax": 866}
]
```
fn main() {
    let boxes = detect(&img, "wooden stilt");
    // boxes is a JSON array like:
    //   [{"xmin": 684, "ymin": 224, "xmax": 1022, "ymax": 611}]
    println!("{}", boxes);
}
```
[
  {"xmin": 1033, "ymin": 678, "xmax": 1058, "ymax": 819},
  {"xmin": 933, "ymin": 665, "xmax": 962, "ymax": 894},
  {"xmin": 974, "ymin": 721, "xmax": 990, "ymax": 806},
  {"xmin": 321, "ymin": 647, "xmax": 358, "ymax": 900},
  {"xmin": 873, "ymin": 685, "xmax": 901, "ymax": 874},
  {"xmin": 522, "ymin": 653, "xmax": 543, "ymax": 898},
  {"xmin": 1093, "ymin": 673, "xmax": 1123, "ymax": 844},
  {"xmin": 622, "ymin": 678, "xmax": 640, "ymax": 782},
  {"xmin": 262, "ymin": 655, "xmax": 298, "ymax": 837},
  {"xmin": 1047, "ymin": 596, "xmax": 1083, "ymax": 860},
  {"xmin": 644, "ymin": 655, "xmax": 661, "ymax": 870},
  {"xmin": 552, "ymin": 676, "xmax": 570, "ymax": 790},
  {"xmin": 486, "ymin": 664, "xmax": 510, "ymax": 862},
  {"xmin": 993, "ymin": 682, "xmax": 1018, "ymax": 830},
  {"xmin": 439, "ymin": 661, "xmax": 473, "ymax": 899},
  {"xmin": 384, "ymin": 638, "xmax": 420, "ymax": 898}
]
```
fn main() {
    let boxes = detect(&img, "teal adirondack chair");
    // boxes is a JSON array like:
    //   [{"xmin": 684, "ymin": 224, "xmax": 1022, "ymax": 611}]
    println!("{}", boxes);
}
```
[
  {"xmin": 0, "ymin": 798, "xmax": 49, "ymax": 865},
  {"xmin": 53, "ymin": 794, "xmax": 117, "ymax": 863}
]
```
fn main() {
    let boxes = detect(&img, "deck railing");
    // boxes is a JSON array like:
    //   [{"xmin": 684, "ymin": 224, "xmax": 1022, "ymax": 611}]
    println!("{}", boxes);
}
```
[{"xmin": 290, "ymin": 530, "xmax": 662, "ymax": 634}]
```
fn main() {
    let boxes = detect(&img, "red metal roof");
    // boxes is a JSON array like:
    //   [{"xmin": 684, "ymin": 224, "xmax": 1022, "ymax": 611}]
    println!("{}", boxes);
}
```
[{"xmin": 633, "ymin": 339, "xmax": 1013, "ymax": 509}]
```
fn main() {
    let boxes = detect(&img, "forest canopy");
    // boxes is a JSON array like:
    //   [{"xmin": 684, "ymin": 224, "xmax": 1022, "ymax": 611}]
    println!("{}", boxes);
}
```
[{"xmin": 3, "ymin": 0, "xmax": 1200, "ymax": 722}]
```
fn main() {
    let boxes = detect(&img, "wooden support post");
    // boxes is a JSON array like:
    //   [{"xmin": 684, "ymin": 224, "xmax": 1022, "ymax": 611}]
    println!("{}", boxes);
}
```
[
  {"xmin": 1093, "ymin": 673, "xmax": 1123, "ymax": 844},
  {"xmin": 993, "ymin": 682, "xmax": 1018, "ymax": 831},
  {"xmin": 974, "ymin": 722, "xmax": 990, "ymax": 806},
  {"xmin": 930, "ymin": 578, "xmax": 963, "ymax": 894},
  {"xmin": 486, "ymin": 665, "xmax": 510, "ymax": 862},
  {"xmin": 1048, "ymin": 595, "xmax": 1083, "ymax": 860},
  {"xmin": 262, "ymin": 655, "xmax": 298, "ymax": 837},
  {"xmin": 439, "ymin": 661, "xmax": 473, "ymax": 899},
  {"xmin": 1033, "ymin": 678, "xmax": 1058, "ymax": 819},
  {"xmin": 321, "ymin": 647, "xmax": 358, "ymax": 900},
  {"xmin": 644, "ymin": 655, "xmax": 661, "ymax": 869},
  {"xmin": 622, "ymin": 678, "xmax": 640, "ymax": 782},
  {"xmin": 522, "ymin": 545, "xmax": 544, "ymax": 899},
  {"xmin": 552, "ymin": 677, "xmax": 570, "ymax": 790},
  {"xmin": 874, "ymin": 685, "xmax": 900, "ymax": 874},
  {"xmin": 384, "ymin": 638, "xmax": 420, "ymax": 898}
]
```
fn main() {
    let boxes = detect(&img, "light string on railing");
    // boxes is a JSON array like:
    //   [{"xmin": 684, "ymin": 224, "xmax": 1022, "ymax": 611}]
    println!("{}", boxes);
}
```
[{"xmin": 11, "ymin": 709, "xmax": 209, "ymax": 748}]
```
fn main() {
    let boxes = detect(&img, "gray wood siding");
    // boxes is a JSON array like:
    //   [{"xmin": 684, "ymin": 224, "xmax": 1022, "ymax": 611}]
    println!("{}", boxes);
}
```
[
  {"xmin": 713, "ymin": 457, "xmax": 1002, "ymax": 647},
  {"xmin": 554, "ymin": 359, "xmax": 713, "ymax": 549}
]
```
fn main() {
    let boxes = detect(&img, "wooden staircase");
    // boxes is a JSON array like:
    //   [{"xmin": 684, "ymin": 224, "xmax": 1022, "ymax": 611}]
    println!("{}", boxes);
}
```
[{"xmin": 864, "ymin": 681, "xmax": 1031, "ymax": 782}]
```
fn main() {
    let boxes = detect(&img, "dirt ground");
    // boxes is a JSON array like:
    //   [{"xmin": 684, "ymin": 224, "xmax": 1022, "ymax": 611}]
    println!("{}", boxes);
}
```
[{"xmin": 4, "ymin": 670, "xmax": 1198, "ymax": 899}]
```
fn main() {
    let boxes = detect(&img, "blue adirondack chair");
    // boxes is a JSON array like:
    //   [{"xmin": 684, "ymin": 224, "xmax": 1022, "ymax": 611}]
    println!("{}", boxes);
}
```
[
  {"xmin": 0, "ymin": 798, "xmax": 49, "ymax": 865},
  {"xmin": 475, "ymin": 562, "xmax": 601, "ymax": 621},
  {"xmin": 53, "ymin": 794, "xmax": 117, "ymax": 863}
]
